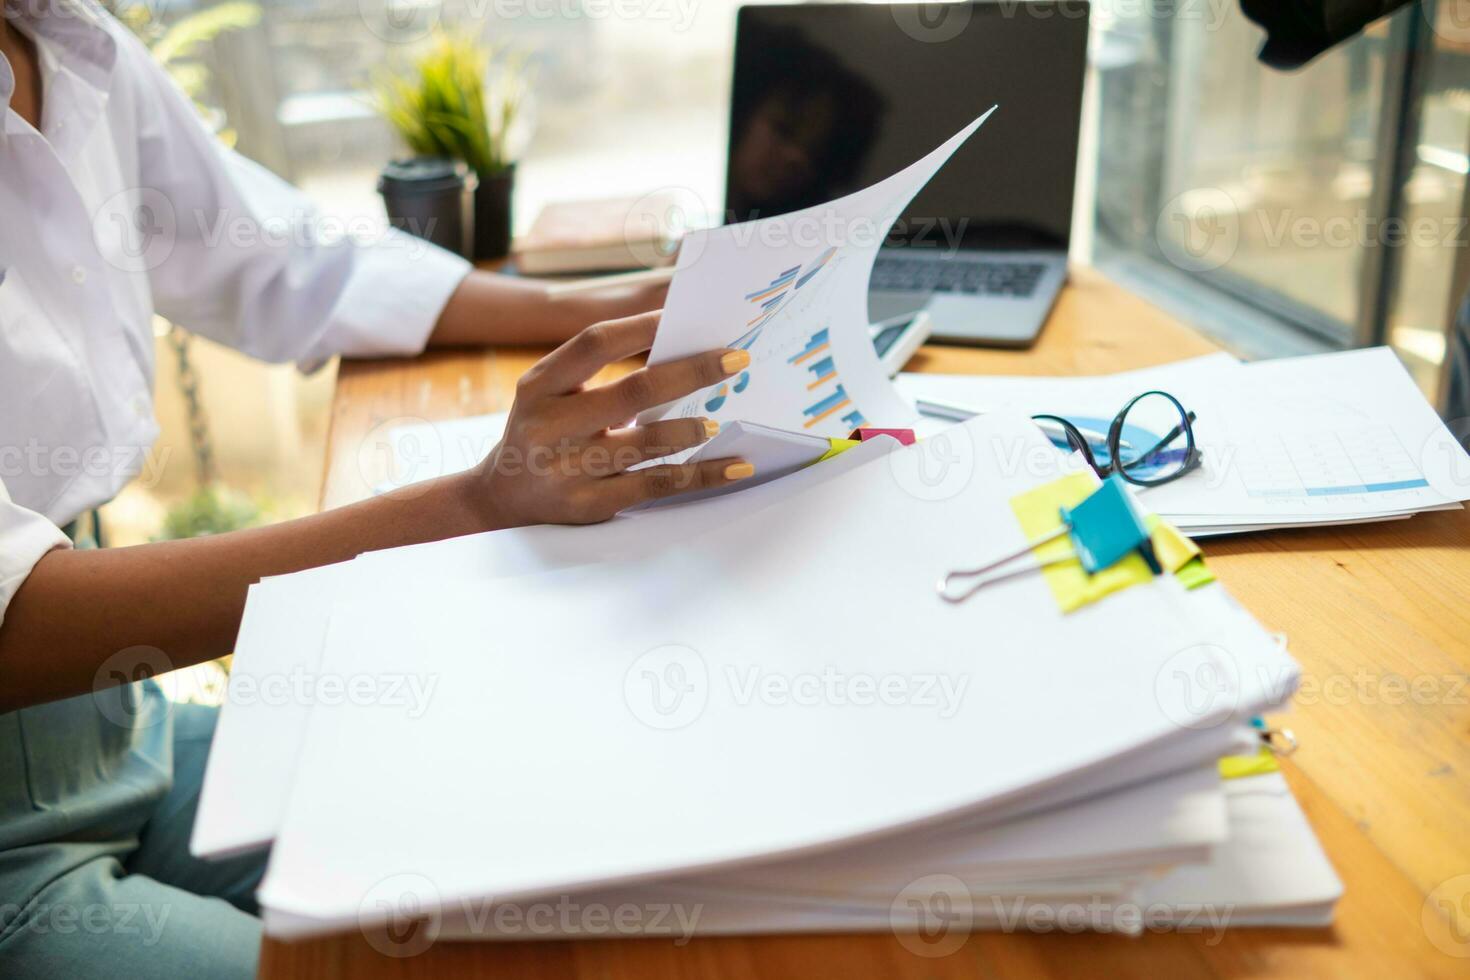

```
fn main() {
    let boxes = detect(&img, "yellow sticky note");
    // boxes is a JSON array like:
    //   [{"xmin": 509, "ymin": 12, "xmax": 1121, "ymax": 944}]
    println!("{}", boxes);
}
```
[
  {"xmin": 1218, "ymin": 747, "xmax": 1280, "ymax": 780},
  {"xmin": 818, "ymin": 438, "xmax": 861, "ymax": 462},
  {"xmin": 1008, "ymin": 472, "xmax": 1154, "ymax": 613},
  {"xmin": 1145, "ymin": 516, "xmax": 1200, "ymax": 572},
  {"xmin": 1008, "ymin": 474, "xmax": 1215, "ymax": 611},
  {"xmin": 1145, "ymin": 516, "xmax": 1215, "ymax": 589}
]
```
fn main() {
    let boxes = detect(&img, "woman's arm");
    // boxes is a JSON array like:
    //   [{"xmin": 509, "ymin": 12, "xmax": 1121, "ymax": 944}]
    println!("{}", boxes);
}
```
[
  {"xmin": 0, "ymin": 313, "xmax": 751, "ymax": 714},
  {"xmin": 428, "ymin": 268, "xmax": 669, "ymax": 348}
]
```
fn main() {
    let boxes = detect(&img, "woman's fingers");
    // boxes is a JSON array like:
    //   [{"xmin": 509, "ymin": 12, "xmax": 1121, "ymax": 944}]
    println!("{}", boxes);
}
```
[
  {"xmin": 579, "ymin": 348, "xmax": 750, "ymax": 431},
  {"xmin": 602, "ymin": 457, "xmax": 756, "ymax": 512},
  {"xmin": 517, "ymin": 311, "xmax": 662, "ymax": 399},
  {"xmin": 594, "ymin": 418, "xmax": 720, "ymax": 473}
]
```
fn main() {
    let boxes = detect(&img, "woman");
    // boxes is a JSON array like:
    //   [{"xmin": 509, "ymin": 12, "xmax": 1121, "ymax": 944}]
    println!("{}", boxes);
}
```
[{"xmin": 0, "ymin": 2, "xmax": 750, "ymax": 976}]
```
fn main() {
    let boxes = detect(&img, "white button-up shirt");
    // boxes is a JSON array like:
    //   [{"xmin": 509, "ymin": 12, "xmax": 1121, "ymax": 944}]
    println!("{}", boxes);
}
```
[{"xmin": 0, "ymin": 1, "xmax": 471, "ymax": 623}]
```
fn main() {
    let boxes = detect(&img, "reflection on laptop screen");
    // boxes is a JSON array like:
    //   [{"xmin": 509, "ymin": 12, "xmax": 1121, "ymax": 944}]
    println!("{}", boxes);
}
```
[{"xmin": 726, "ymin": 1, "xmax": 1089, "ymax": 251}]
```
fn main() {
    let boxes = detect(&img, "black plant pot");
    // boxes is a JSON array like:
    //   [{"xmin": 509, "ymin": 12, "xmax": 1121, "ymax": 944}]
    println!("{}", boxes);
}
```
[
  {"xmin": 377, "ymin": 157, "xmax": 476, "ymax": 259},
  {"xmin": 474, "ymin": 165, "xmax": 515, "ymax": 261}
]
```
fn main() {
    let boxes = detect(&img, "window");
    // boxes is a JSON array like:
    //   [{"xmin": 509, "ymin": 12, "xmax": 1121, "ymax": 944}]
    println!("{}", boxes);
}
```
[
  {"xmin": 1090, "ymin": 0, "xmax": 1469, "ymax": 403},
  {"xmin": 211, "ymin": 0, "xmax": 761, "ymax": 228}
]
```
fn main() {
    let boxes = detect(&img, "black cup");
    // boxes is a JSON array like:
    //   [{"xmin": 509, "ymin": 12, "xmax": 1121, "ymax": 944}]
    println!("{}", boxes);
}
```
[{"xmin": 378, "ymin": 157, "xmax": 478, "ymax": 259}]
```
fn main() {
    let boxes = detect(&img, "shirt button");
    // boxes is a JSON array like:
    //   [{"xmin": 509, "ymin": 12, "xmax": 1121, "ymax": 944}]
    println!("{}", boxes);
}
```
[{"xmin": 72, "ymin": 266, "xmax": 87, "ymax": 285}]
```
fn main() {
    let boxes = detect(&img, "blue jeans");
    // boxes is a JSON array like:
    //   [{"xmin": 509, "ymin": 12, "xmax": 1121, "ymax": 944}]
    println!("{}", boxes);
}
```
[{"xmin": 0, "ymin": 697, "xmax": 265, "ymax": 979}]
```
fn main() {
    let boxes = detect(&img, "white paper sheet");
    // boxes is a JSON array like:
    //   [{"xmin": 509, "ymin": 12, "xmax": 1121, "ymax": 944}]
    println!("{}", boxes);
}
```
[
  {"xmin": 641, "ymin": 111, "xmax": 996, "ymax": 436},
  {"xmin": 900, "ymin": 347, "xmax": 1470, "ymax": 528},
  {"xmin": 1139, "ymin": 771, "xmax": 1342, "ymax": 927}
]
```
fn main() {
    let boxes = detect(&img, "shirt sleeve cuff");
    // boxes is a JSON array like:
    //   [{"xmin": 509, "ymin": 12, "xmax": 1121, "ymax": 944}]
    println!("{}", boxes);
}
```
[
  {"xmin": 0, "ymin": 497, "xmax": 71, "ymax": 630},
  {"xmin": 303, "ymin": 229, "xmax": 473, "ymax": 369}
]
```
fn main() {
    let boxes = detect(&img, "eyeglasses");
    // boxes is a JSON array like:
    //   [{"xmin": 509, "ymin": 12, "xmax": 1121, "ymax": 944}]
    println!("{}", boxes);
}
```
[{"xmin": 1031, "ymin": 390, "xmax": 1203, "ymax": 488}]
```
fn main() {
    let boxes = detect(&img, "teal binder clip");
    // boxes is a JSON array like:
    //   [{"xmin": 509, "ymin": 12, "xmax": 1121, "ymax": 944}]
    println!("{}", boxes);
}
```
[
  {"xmin": 939, "ymin": 475, "xmax": 1162, "ymax": 603},
  {"xmin": 1059, "ymin": 476, "xmax": 1160, "ymax": 575}
]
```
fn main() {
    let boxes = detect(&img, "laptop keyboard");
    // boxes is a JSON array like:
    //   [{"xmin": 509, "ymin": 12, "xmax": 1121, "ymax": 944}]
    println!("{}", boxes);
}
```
[{"xmin": 870, "ymin": 257, "xmax": 1047, "ymax": 298}]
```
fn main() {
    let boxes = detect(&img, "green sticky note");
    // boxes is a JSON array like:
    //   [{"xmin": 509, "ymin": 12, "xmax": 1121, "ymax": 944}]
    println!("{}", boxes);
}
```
[{"xmin": 1175, "ymin": 556, "xmax": 1216, "ymax": 590}]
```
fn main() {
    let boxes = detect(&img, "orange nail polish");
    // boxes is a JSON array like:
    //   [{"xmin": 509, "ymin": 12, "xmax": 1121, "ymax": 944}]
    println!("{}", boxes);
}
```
[
  {"xmin": 724, "ymin": 462, "xmax": 756, "ymax": 480},
  {"xmin": 720, "ymin": 350, "xmax": 751, "ymax": 374},
  {"xmin": 703, "ymin": 419, "xmax": 720, "ymax": 438}
]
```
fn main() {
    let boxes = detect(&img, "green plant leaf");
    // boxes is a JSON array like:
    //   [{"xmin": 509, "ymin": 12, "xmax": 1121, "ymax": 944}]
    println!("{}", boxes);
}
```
[{"xmin": 372, "ymin": 27, "xmax": 521, "ymax": 175}]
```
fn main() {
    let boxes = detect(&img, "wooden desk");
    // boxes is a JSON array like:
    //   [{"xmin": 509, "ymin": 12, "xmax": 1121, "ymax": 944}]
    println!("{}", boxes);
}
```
[{"xmin": 266, "ymin": 268, "xmax": 1470, "ymax": 979}]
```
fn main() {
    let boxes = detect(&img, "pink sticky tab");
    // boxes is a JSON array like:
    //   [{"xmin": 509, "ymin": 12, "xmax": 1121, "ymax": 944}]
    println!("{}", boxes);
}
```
[{"xmin": 848, "ymin": 427, "xmax": 916, "ymax": 446}]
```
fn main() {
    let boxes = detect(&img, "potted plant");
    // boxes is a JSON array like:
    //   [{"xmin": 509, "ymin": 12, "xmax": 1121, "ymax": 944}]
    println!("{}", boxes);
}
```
[{"xmin": 375, "ymin": 29, "xmax": 525, "ymax": 260}]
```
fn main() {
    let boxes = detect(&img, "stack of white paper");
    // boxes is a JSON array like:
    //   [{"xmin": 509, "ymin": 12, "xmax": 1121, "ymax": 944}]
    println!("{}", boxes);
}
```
[
  {"xmin": 193, "ymin": 115, "xmax": 1344, "ymax": 944},
  {"xmin": 899, "ymin": 347, "xmax": 1470, "ymax": 536},
  {"xmin": 197, "ymin": 413, "xmax": 1340, "ymax": 942}
]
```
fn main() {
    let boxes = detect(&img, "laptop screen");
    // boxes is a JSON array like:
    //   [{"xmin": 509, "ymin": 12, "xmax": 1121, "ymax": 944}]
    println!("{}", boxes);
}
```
[{"xmin": 725, "ymin": 1, "xmax": 1089, "ymax": 251}]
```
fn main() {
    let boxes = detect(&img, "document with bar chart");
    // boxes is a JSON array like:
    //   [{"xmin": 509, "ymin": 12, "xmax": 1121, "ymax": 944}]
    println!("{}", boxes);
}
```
[
  {"xmin": 641, "ymin": 110, "xmax": 995, "ymax": 438},
  {"xmin": 1147, "ymin": 347, "xmax": 1470, "ymax": 525}
]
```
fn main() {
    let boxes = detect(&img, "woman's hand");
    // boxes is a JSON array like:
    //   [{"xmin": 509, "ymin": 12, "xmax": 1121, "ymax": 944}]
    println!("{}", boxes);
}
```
[{"xmin": 466, "ymin": 311, "xmax": 754, "ymax": 527}]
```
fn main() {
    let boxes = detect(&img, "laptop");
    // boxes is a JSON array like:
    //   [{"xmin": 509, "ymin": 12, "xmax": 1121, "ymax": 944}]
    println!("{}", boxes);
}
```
[{"xmin": 725, "ymin": 1, "xmax": 1089, "ymax": 347}]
